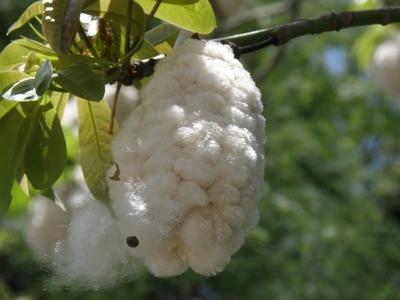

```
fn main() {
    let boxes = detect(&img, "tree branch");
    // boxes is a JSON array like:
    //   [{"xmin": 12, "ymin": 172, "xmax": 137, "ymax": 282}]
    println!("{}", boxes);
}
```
[
  {"xmin": 127, "ymin": 7, "xmax": 400, "ymax": 82},
  {"xmin": 216, "ymin": 6, "xmax": 400, "ymax": 52}
]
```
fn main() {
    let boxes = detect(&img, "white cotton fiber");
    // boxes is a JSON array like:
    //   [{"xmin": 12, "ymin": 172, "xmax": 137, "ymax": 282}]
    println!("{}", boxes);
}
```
[
  {"xmin": 108, "ymin": 39, "xmax": 265, "ymax": 277},
  {"xmin": 51, "ymin": 199, "xmax": 142, "ymax": 288},
  {"xmin": 25, "ymin": 196, "xmax": 70, "ymax": 262}
]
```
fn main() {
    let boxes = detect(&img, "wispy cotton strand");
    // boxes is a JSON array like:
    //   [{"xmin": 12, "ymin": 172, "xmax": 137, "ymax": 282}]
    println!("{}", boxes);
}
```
[
  {"xmin": 108, "ymin": 39, "xmax": 265, "ymax": 277},
  {"xmin": 50, "ymin": 199, "xmax": 143, "ymax": 289},
  {"xmin": 25, "ymin": 196, "xmax": 69, "ymax": 262}
]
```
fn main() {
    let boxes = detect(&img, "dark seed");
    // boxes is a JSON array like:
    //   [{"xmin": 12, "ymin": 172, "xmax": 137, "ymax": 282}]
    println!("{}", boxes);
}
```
[{"xmin": 126, "ymin": 236, "xmax": 139, "ymax": 248}]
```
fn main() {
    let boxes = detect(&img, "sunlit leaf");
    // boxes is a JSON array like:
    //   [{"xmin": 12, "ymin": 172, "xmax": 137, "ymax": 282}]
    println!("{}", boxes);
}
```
[
  {"xmin": 15, "ymin": 38, "xmax": 57, "ymax": 58},
  {"xmin": 42, "ymin": 0, "xmax": 85, "ymax": 58},
  {"xmin": 53, "ymin": 65, "xmax": 105, "ymax": 101},
  {"xmin": 7, "ymin": 1, "xmax": 43, "ymax": 35},
  {"xmin": 136, "ymin": 0, "xmax": 216, "ymax": 34},
  {"xmin": 134, "ymin": 38, "xmax": 160, "ymax": 59},
  {"xmin": 24, "ymin": 98, "xmax": 67, "ymax": 190},
  {"xmin": 48, "ymin": 90, "xmax": 70, "ymax": 120},
  {"xmin": 24, "ymin": 52, "xmax": 43, "ymax": 73},
  {"xmin": 0, "ymin": 101, "xmax": 37, "ymax": 216},
  {"xmin": 0, "ymin": 71, "xmax": 32, "ymax": 118},
  {"xmin": 2, "ymin": 78, "xmax": 40, "ymax": 102},
  {"xmin": 28, "ymin": 19, "xmax": 47, "ymax": 41},
  {"xmin": 0, "ymin": 40, "xmax": 32, "ymax": 71},
  {"xmin": 77, "ymin": 98, "xmax": 118, "ymax": 203},
  {"xmin": 34, "ymin": 59, "xmax": 53, "ymax": 96},
  {"xmin": 3, "ymin": 60, "xmax": 53, "ymax": 102}
]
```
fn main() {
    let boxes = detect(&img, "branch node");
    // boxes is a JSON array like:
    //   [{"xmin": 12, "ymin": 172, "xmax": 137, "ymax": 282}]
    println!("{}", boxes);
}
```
[
  {"xmin": 271, "ymin": 27, "xmax": 291, "ymax": 45},
  {"xmin": 343, "ymin": 12, "xmax": 353, "ymax": 27},
  {"xmin": 381, "ymin": 15, "xmax": 391, "ymax": 26},
  {"xmin": 221, "ymin": 40, "xmax": 241, "ymax": 59}
]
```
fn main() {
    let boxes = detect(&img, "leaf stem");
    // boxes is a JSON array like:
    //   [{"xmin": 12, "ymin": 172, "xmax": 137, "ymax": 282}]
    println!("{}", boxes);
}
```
[
  {"xmin": 146, "ymin": 0, "xmax": 163, "ymax": 29},
  {"xmin": 108, "ymin": 81, "xmax": 122, "ymax": 135},
  {"xmin": 115, "ymin": 36, "xmax": 144, "ymax": 68},
  {"xmin": 125, "ymin": 0, "xmax": 133, "ymax": 55}
]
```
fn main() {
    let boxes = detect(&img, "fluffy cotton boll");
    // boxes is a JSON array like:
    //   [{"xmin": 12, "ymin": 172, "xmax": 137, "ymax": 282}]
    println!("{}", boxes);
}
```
[
  {"xmin": 51, "ymin": 199, "xmax": 141, "ymax": 289},
  {"xmin": 25, "ymin": 196, "xmax": 69, "ymax": 262},
  {"xmin": 108, "ymin": 39, "xmax": 265, "ymax": 277},
  {"xmin": 371, "ymin": 34, "xmax": 400, "ymax": 94}
]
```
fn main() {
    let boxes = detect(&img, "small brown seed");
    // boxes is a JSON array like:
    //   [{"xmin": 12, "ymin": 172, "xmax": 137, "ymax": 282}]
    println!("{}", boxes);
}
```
[{"xmin": 126, "ymin": 236, "xmax": 139, "ymax": 248}]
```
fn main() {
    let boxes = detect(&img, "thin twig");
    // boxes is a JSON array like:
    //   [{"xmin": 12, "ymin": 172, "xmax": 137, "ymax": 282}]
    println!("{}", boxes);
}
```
[
  {"xmin": 214, "ymin": 6, "xmax": 400, "ymax": 48},
  {"xmin": 109, "ymin": 0, "xmax": 133, "ymax": 134},
  {"xmin": 238, "ymin": 35, "xmax": 278, "ymax": 56},
  {"xmin": 106, "ymin": 6, "xmax": 400, "ymax": 82},
  {"xmin": 117, "ymin": 35, "xmax": 144, "ymax": 67}
]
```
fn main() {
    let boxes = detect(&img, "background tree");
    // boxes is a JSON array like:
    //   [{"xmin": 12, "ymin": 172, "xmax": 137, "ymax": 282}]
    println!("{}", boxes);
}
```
[{"xmin": 1, "ymin": 0, "xmax": 400, "ymax": 299}]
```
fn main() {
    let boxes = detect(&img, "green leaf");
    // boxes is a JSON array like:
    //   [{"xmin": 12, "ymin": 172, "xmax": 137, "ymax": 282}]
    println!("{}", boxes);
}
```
[
  {"xmin": 57, "ymin": 53, "xmax": 112, "ymax": 70},
  {"xmin": 145, "ymin": 24, "xmax": 180, "ymax": 54},
  {"xmin": 7, "ymin": 1, "xmax": 43, "ymax": 35},
  {"xmin": 24, "ymin": 98, "xmax": 67, "ymax": 190},
  {"xmin": 134, "ymin": 38, "xmax": 161, "ymax": 59},
  {"xmin": 3, "ymin": 60, "xmax": 54, "ymax": 102},
  {"xmin": 0, "ymin": 40, "xmax": 32, "ymax": 71},
  {"xmin": 14, "ymin": 38, "xmax": 57, "ymax": 58},
  {"xmin": 77, "ymin": 98, "xmax": 117, "ymax": 203},
  {"xmin": 53, "ymin": 65, "xmax": 105, "ymax": 101},
  {"xmin": 49, "ymin": 90, "xmax": 70, "ymax": 120},
  {"xmin": 42, "ymin": 0, "xmax": 85, "ymax": 58},
  {"xmin": 24, "ymin": 52, "xmax": 43, "ymax": 73},
  {"xmin": 145, "ymin": 24, "xmax": 180, "ymax": 46},
  {"xmin": 0, "ymin": 101, "xmax": 37, "ymax": 216},
  {"xmin": 136, "ymin": 0, "xmax": 216, "ymax": 34},
  {"xmin": 34, "ymin": 59, "xmax": 53, "ymax": 96},
  {"xmin": 0, "ymin": 71, "xmax": 31, "ymax": 118},
  {"xmin": 2, "ymin": 78, "xmax": 40, "ymax": 102}
]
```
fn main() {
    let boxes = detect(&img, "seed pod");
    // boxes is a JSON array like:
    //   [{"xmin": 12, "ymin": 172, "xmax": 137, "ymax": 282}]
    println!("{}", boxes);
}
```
[
  {"xmin": 108, "ymin": 39, "xmax": 265, "ymax": 277},
  {"xmin": 126, "ymin": 236, "xmax": 139, "ymax": 248}
]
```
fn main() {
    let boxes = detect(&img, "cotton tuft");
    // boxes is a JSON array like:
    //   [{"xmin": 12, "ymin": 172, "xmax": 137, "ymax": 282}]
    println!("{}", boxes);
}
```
[
  {"xmin": 25, "ymin": 196, "xmax": 69, "ymax": 262},
  {"xmin": 108, "ymin": 39, "xmax": 265, "ymax": 277},
  {"xmin": 50, "ymin": 199, "xmax": 143, "ymax": 289}
]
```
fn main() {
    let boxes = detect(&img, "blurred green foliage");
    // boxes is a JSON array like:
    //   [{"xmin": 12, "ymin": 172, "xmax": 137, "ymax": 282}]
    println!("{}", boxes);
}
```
[
  {"xmin": 0, "ymin": 0, "xmax": 38, "ymax": 51},
  {"xmin": 2, "ymin": 0, "xmax": 400, "ymax": 299}
]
